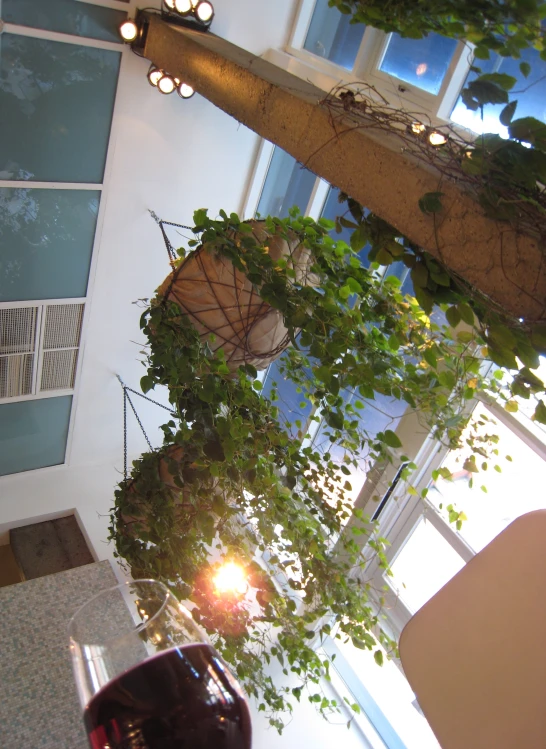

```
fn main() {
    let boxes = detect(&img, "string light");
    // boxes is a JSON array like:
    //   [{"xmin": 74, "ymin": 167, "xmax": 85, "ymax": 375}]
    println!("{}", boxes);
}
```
[
  {"xmin": 164, "ymin": 0, "xmax": 176, "ymax": 7},
  {"xmin": 213, "ymin": 562, "xmax": 247, "ymax": 596},
  {"xmin": 411, "ymin": 121, "xmax": 426, "ymax": 135},
  {"xmin": 119, "ymin": 19, "xmax": 139, "ymax": 42},
  {"xmin": 428, "ymin": 130, "xmax": 448, "ymax": 147}
]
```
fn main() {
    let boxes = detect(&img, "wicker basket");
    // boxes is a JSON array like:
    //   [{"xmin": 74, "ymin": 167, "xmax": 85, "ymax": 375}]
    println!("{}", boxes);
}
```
[{"xmin": 156, "ymin": 220, "xmax": 315, "ymax": 373}]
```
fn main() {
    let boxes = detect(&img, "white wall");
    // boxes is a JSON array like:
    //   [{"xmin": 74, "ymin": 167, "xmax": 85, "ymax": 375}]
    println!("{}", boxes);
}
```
[{"xmin": 0, "ymin": 2, "xmax": 372, "ymax": 747}]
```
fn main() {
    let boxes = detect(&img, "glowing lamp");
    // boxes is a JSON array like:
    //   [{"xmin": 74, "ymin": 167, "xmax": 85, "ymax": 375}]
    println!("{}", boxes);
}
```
[
  {"xmin": 195, "ymin": 0, "xmax": 214, "ymax": 23},
  {"xmin": 119, "ymin": 19, "xmax": 139, "ymax": 42},
  {"xmin": 175, "ymin": 0, "xmax": 193, "ymax": 13},
  {"xmin": 177, "ymin": 82, "xmax": 195, "ymax": 99},
  {"xmin": 428, "ymin": 130, "xmax": 448, "ymax": 147},
  {"xmin": 158, "ymin": 74, "xmax": 176, "ymax": 94},
  {"xmin": 147, "ymin": 67, "xmax": 164, "ymax": 87},
  {"xmin": 163, "ymin": 0, "xmax": 176, "ymax": 8},
  {"xmin": 411, "ymin": 121, "xmax": 426, "ymax": 135},
  {"xmin": 213, "ymin": 562, "xmax": 247, "ymax": 596}
]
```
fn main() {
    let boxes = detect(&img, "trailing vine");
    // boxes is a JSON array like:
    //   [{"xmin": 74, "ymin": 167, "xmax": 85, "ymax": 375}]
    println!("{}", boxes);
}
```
[{"xmin": 110, "ymin": 208, "xmax": 545, "ymax": 731}]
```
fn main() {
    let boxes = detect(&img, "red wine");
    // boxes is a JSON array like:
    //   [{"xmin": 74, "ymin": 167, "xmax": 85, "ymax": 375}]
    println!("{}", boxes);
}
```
[{"xmin": 84, "ymin": 643, "xmax": 252, "ymax": 749}]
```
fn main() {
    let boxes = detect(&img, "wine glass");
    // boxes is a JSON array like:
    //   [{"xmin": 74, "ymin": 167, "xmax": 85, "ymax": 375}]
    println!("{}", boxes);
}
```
[{"xmin": 68, "ymin": 579, "xmax": 252, "ymax": 749}]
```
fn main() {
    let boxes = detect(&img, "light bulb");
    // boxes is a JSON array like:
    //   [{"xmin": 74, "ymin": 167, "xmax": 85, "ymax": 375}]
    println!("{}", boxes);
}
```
[
  {"xmin": 428, "ymin": 130, "xmax": 447, "ymax": 147},
  {"xmin": 411, "ymin": 121, "xmax": 426, "ymax": 135},
  {"xmin": 148, "ymin": 67, "xmax": 163, "ymax": 87},
  {"xmin": 195, "ymin": 0, "xmax": 214, "ymax": 22},
  {"xmin": 175, "ymin": 0, "xmax": 192, "ymax": 13},
  {"xmin": 158, "ymin": 74, "xmax": 176, "ymax": 94},
  {"xmin": 213, "ymin": 562, "xmax": 247, "ymax": 596},
  {"xmin": 119, "ymin": 19, "xmax": 139, "ymax": 42},
  {"xmin": 164, "ymin": 0, "xmax": 175, "ymax": 8},
  {"xmin": 177, "ymin": 82, "xmax": 195, "ymax": 99}
]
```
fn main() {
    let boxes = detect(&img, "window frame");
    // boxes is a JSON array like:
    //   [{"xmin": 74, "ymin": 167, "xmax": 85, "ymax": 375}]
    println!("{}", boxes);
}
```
[
  {"xmin": 0, "ymin": 13, "xmax": 126, "ymax": 470},
  {"xmin": 285, "ymin": 0, "xmax": 475, "ymax": 128}
]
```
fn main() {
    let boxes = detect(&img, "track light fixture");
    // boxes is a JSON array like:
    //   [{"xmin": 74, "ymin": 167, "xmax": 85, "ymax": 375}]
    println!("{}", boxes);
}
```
[
  {"xmin": 157, "ymin": 74, "xmax": 176, "ymax": 95},
  {"xmin": 147, "ymin": 66, "xmax": 164, "ymax": 87},
  {"xmin": 162, "ymin": 0, "xmax": 215, "ymax": 29},
  {"xmin": 119, "ymin": 19, "xmax": 139, "ymax": 42},
  {"xmin": 177, "ymin": 82, "xmax": 195, "ymax": 99}
]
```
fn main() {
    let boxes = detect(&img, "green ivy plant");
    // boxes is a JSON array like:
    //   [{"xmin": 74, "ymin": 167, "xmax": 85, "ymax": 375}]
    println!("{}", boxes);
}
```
[
  {"xmin": 110, "ymin": 207, "xmax": 544, "ymax": 731},
  {"xmin": 328, "ymin": 0, "xmax": 546, "ymax": 62}
]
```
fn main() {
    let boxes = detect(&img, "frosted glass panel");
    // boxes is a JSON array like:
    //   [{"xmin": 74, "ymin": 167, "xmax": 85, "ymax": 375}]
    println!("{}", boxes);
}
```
[
  {"xmin": 3, "ymin": 0, "xmax": 126, "ymax": 43},
  {"xmin": 0, "ymin": 34, "xmax": 121, "ymax": 183},
  {"xmin": 0, "ymin": 188, "xmax": 100, "ymax": 301},
  {"xmin": 256, "ymin": 147, "xmax": 316, "ymax": 218},
  {"xmin": 0, "ymin": 396, "xmax": 73, "ymax": 475},
  {"xmin": 379, "ymin": 33, "xmax": 458, "ymax": 95},
  {"xmin": 304, "ymin": 0, "xmax": 365, "ymax": 70}
]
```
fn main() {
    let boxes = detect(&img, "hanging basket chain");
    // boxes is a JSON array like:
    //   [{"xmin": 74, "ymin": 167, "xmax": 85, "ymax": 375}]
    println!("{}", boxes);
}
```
[
  {"xmin": 148, "ymin": 209, "xmax": 195, "ymax": 266},
  {"xmin": 117, "ymin": 375, "xmax": 177, "ymax": 481}
]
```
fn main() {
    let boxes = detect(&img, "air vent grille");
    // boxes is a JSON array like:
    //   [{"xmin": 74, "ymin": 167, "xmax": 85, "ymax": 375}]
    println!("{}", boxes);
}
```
[
  {"xmin": 43, "ymin": 304, "xmax": 84, "ymax": 350},
  {"xmin": 0, "ymin": 307, "xmax": 38, "ymax": 355},
  {"xmin": 0, "ymin": 354, "xmax": 34, "ymax": 398}
]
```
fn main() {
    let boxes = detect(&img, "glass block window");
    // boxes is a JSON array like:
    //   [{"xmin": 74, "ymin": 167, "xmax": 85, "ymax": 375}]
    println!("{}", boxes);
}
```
[
  {"xmin": 0, "ymin": 395, "xmax": 73, "ymax": 475},
  {"xmin": 379, "ymin": 32, "xmax": 458, "ymax": 95},
  {"xmin": 3, "ymin": 0, "xmax": 127, "ymax": 44},
  {"xmin": 0, "ymin": 34, "xmax": 121, "ymax": 183},
  {"xmin": 0, "ymin": 188, "xmax": 100, "ymax": 302},
  {"xmin": 304, "ymin": 0, "xmax": 366, "ymax": 70}
]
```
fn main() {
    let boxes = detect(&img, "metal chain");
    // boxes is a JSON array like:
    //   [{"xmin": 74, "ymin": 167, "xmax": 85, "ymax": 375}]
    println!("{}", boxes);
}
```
[
  {"xmin": 117, "ymin": 375, "xmax": 177, "ymax": 480},
  {"xmin": 125, "ymin": 389, "xmax": 154, "ymax": 452},
  {"xmin": 148, "ymin": 209, "xmax": 195, "ymax": 264},
  {"xmin": 123, "ymin": 387, "xmax": 128, "ymax": 482},
  {"xmin": 123, "ymin": 384, "xmax": 176, "ymax": 415}
]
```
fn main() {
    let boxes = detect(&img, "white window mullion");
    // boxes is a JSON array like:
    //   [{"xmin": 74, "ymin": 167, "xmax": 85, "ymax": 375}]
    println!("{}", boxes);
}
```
[
  {"xmin": 0, "ymin": 181, "xmax": 103, "ymax": 191},
  {"xmin": 33, "ymin": 305, "xmax": 47, "ymax": 396},
  {"xmin": 305, "ymin": 177, "xmax": 330, "ymax": 218},
  {"xmin": 2, "ymin": 23, "xmax": 124, "ymax": 52}
]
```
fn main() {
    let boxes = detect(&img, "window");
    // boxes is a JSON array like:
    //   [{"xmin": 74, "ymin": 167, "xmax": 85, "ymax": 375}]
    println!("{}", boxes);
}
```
[
  {"xmin": 0, "ymin": 395, "xmax": 73, "ymax": 475},
  {"xmin": 0, "ymin": 302, "xmax": 84, "ymax": 400},
  {"xmin": 288, "ymin": 1, "xmax": 546, "ymax": 133},
  {"xmin": 0, "ymin": 188, "xmax": 100, "ymax": 301},
  {"xmin": 2, "ymin": 0, "xmax": 127, "ymax": 43},
  {"xmin": 0, "ymin": 3, "xmax": 123, "ymax": 474},
  {"xmin": 303, "ymin": 0, "xmax": 366, "ymax": 70},
  {"xmin": 0, "ymin": 34, "xmax": 121, "ymax": 183},
  {"xmin": 451, "ymin": 45, "xmax": 546, "ymax": 135},
  {"xmin": 243, "ymin": 137, "xmax": 546, "ymax": 748},
  {"xmin": 364, "ymin": 398, "xmax": 546, "ymax": 638}
]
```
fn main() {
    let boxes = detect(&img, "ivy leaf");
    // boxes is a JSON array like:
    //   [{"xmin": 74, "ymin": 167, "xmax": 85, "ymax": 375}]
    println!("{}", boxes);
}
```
[
  {"xmin": 462, "ymin": 79, "xmax": 509, "ymax": 110},
  {"xmin": 374, "ymin": 650, "xmax": 384, "ymax": 666},
  {"xmin": 519, "ymin": 61, "xmax": 531, "ymax": 78},
  {"xmin": 193, "ymin": 208, "xmax": 208, "ymax": 226},
  {"xmin": 509, "ymin": 117, "xmax": 546, "ymax": 149},
  {"xmin": 478, "ymin": 73, "xmax": 517, "ymax": 91},
  {"xmin": 500, "ymin": 100, "xmax": 518, "ymax": 127},
  {"xmin": 418, "ymin": 191, "xmax": 444, "ymax": 215},
  {"xmin": 383, "ymin": 430, "xmax": 402, "ymax": 449},
  {"xmin": 140, "ymin": 375, "xmax": 154, "ymax": 394},
  {"xmin": 446, "ymin": 306, "xmax": 461, "ymax": 329},
  {"xmin": 457, "ymin": 302, "xmax": 475, "ymax": 326},
  {"xmin": 533, "ymin": 401, "xmax": 546, "ymax": 424}
]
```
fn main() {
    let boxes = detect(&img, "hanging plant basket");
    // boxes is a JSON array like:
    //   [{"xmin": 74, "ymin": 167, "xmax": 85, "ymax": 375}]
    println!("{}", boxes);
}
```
[{"xmin": 153, "ymin": 220, "xmax": 315, "ymax": 373}]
